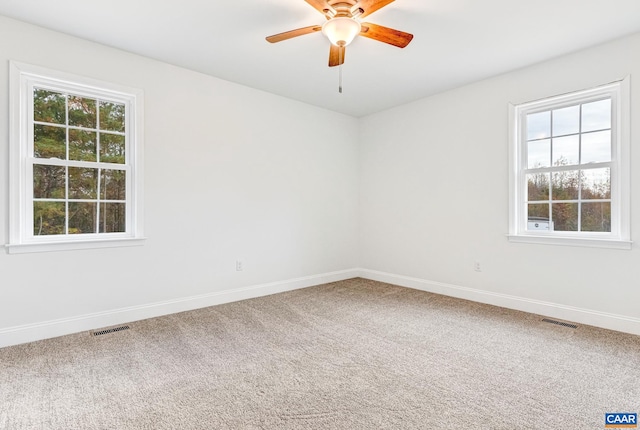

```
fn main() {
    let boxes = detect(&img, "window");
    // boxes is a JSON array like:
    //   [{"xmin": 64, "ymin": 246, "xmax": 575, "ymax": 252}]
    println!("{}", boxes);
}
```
[
  {"xmin": 508, "ymin": 78, "xmax": 630, "ymax": 249},
  {"xmin": 8, "ymin": 62, "xmax": 144, "ymax": 253}
]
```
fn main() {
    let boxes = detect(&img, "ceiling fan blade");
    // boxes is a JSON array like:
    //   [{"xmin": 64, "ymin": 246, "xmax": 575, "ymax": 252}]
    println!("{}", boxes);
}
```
[
  {"xmin": 359, "ymin": 23, "xmax": 413, "ymax": 48},
  {"xmin": 328, "ymin": 44, "xmax": 346, "ymax": 67},
  {"xmin": 305, "ymin": 0, "xmax": 330, "ymax": 15},
  {"xmin": 266, "ymin": 25, "xmax": 323, "ymax": 43},
  {"xmin": 357, "ymin": 0, "xmax": 395, "ymax": 18}
]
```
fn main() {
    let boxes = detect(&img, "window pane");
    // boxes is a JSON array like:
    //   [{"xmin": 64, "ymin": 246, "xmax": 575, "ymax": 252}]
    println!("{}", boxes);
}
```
[
  {"xmin": 552, "ymin": 105, "xmax": 579, "ymax": 137},
  {"xmin": 68, "ymin": 96, "xmax": 97, "ymax": 128},
  {"xmin": 34, "ymin": 201, "xmax": 65, "ymax": 235},
  {"xmin": 527, "ymin": 203, "xmax": 550, "ymax": 231},
  {"xmin": 99, "ymin": 101, "xmax": 126, "ymax": 132},
  {"xmin": 581, "ymin": 168, "xmax": 610, "ymax": 199},
  {"xmin": 582, "ymin": 99, "xmax": 611, "ymax": 132},
  {"xmin": 33, "ymin": 89, "xmax": 66, "ymax": 124},
  {"xmin": 33, "ymin": 165, "xmax": 66, "ymax": 199},
  {"xmin": 527, "ymin": 111, "xmax": 550, "ymax": 140},
  {"xmin": 100, "ymin": 133, "xmax": 126, "ymax": 164},
  {"xmin": 527, "ymin": 173, "xmax": 549, "ymax": 201},
  {"xmin": 101, "ymin": 169, "xmax": 126, "ymax": 200},
  {"xmin": 581, "ymin": 130, "xmax": 611, "ymax": 164},
  {"xmin": 581, "ymin": 202, "xmax": 611, "ymax": 232},
  {"xmin": 527, "ymin": 139, "xmax": 550, "ymax": 168},
  {"xmin": 552, "ymin": 170, "xmax": 579, "ymax": 200},
  {"xmin": 552, "ymin": 203, "xmax": 578, "ymax": 231},
  {"xmin": 552, "ymin": 135, "xmax": 579, "ymax": 166},
  {"xmin": 69, "ymin": 129, "xmax": 97, "ymax": 162},
  {"xmin": 99, "ymin": 203, "xmax": 126, "ymax": 233},
  {"xmin": 69, "ymin": 202, "xmax": 97, "ymax": 234},
  {"xmin": 69, "ymin": 167, "xmax": 98, "ymax": 199},
  {"xmin": 34, "ymin": 124, "xmax": 66, "ymax": 159}
]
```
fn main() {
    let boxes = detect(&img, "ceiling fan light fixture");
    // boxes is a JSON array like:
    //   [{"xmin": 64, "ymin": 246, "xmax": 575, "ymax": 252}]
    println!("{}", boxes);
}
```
[{"xmin": 322, "ymin": 17, "xmax": 361, "ymax": 47}]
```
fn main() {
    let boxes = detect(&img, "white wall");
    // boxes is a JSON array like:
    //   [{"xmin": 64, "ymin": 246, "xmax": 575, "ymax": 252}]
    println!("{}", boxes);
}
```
[
  {"xmin": 0, "ymin": 16, "xmax": 360, "ymax": 346},
  {"xmin": 359, "ymin": 32, "xmax": 640, "ymax": 334}
]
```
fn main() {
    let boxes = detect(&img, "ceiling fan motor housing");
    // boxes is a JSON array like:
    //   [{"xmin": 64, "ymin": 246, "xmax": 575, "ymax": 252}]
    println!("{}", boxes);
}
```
[{"xmin": 324, "ymin": 1, "xmax": 362, "ymax": 18}]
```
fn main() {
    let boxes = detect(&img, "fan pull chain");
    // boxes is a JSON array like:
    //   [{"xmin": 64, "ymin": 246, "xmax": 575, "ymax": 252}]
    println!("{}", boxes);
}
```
[{"xmin": 338, "ymin": 45, "xmax": 344, "ymax": 93}]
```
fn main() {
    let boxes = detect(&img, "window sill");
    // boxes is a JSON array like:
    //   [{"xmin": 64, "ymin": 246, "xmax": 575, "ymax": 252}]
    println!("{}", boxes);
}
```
[
  {"xmin": 5, "ymin": 237, "xmax": 147, "ymax": 254},
  {"xmin": 507, "ymin": 234, "xmax": 632, "ymax": 250}
]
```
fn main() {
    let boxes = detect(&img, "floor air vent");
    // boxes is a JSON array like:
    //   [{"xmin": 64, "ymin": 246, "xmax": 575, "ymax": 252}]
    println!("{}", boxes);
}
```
[
  {"xmin": 541, "ymin": 318, "xmax": 578, "ymax": 329},
  {"xmin": 92, "ymin": 325, "xmax": 130, "ymax": 336}
]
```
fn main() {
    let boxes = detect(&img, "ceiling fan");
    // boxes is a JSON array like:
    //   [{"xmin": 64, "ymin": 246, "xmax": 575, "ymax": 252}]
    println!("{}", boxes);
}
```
[{"xmin": 266, "ymin": 0, "xmax": 413, "ymax": 67}]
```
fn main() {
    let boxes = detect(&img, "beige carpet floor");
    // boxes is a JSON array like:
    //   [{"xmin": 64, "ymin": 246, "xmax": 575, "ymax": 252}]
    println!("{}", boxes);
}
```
[{"xmin": 1, "ymin": 278, "xmax": 639, "ymax": 429}]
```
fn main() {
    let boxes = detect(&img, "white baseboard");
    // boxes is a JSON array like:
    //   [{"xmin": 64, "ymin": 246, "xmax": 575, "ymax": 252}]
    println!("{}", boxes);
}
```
[
  {"xmin": 0, "ymin": 269, "xmax": 359, "ymax": 349},
  {"xmin": 359, "ymin": 268, "xmax": 640, "ymax": 336},
  {"xmin": 4, "ymin": 268, "xmax": 637, "ymax": 349}
]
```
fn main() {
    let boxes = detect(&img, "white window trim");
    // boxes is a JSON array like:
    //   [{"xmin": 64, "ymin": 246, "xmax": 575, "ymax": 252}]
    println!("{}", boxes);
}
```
[
  {"xmin": 508, "ymin": 77, "xmax": 631, "ymax": 250},
  {"xmin": 7, "ymin": 61, "xmax": 145, "ymax": 254}
]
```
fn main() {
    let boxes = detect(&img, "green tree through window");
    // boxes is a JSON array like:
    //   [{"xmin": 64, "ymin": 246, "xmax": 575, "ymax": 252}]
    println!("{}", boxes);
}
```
[{"xmin": 32, "ymin": 88, "xmax": 127, "ymax": 236}]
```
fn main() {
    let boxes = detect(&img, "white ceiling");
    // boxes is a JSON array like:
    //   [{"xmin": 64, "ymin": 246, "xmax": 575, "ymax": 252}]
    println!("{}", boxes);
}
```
[{"xmin": 2, "ymin": 0, "xmax": 640, "ymax": 117}]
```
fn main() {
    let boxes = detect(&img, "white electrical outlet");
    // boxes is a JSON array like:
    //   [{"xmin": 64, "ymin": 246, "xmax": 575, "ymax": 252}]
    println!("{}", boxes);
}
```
[
  {"xmin": 236, "ymin": 260, "xmax": 244, "ymax": 271},
  {"xmin": 474, "ymin": 261, "xmax": 481, "ymax": 272}
]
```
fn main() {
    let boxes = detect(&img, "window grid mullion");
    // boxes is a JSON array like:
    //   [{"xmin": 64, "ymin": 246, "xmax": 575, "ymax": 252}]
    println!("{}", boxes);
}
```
[
  {"xmin": 549, "ymin": 109, "xmax": 554, "ymax": 225},
  {"xmin": 97, "ymin": 168, "xmax": 102, "ymax": 233},
  {"xmin": 30, "ymin": 158, "xmax": 127, "ymax": 170},
  {"xmin": 577, "ymin": 103, "xmax": 583, "ymax": 232},
  {"xmin": 32, "ymin": 121, "xmax": 126, "ymax": 138},
  {"xmin": 526, "ymin": 161, "xmax": 611, "ymax": 175},
  {"xmin": 96, "ymin": 101, "xmax": 102, "ymax": 234},
  {"xmin": 64, "ymin": 94, "xmax": 70, "ymax": 235},
  {"xmin": 521, "ymin": 112, "xmax": 529, "ymax": 233},
  {"xmin": 527, "ymin": 127, "xmax": 610, "ymax": 143}
]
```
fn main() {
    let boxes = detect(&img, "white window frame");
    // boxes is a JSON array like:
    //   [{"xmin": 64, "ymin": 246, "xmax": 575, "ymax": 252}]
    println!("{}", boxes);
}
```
[
  {"xmin": 7, "ymin": 61, "xmax": 145, "ymax": 254},
  {"xmin": 508, "ymin": 77, "xmax": 631, "ymax": 249}
]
